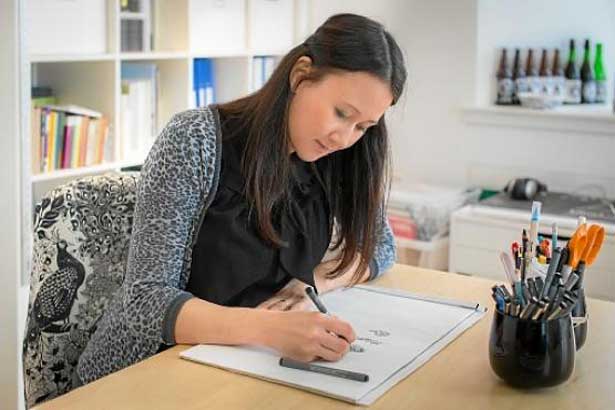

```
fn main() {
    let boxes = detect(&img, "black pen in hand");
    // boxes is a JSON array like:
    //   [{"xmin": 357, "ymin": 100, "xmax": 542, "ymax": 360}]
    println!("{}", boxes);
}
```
[{"xmin": 304, "ymin": 286, "xmax": 350, "ymax": 343}]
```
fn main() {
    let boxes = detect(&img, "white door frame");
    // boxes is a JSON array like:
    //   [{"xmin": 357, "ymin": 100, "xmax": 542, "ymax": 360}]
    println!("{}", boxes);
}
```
[{"xmin": 0, "ymin": 0, "xmax": 23, "ymax": 408}]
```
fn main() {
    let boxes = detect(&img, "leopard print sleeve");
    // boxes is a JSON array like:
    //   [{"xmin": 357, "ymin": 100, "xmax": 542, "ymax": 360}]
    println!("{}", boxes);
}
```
[
  {"xmin": 77, "ymin": 108, "xmax": 221, "ymax": 384},
  {"xmin": 368, "ymin": 208, "xmax": 397, "ymax": 280}
]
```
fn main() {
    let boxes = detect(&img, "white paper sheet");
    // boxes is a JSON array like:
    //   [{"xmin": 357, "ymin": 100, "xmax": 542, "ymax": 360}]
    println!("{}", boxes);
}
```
[{"xmin": 180, "ymin": 285, "xmax": 486, "ymax": 405}]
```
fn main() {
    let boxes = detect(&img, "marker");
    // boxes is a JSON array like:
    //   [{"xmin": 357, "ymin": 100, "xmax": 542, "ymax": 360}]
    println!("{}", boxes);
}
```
[
  {"xmin": 563, "ymin": 273, "xmax": 580, "ymax": 292},
  {"xmin": 520, "ymin": 297, "xmax": 538, "ymax": 319},
  {"xmin": 531, "ymin": 299, "xmax": 547, "ymax": 320},
  {"xmin": 534, "ymin": 276, "xmax": 545, "ymax": 295},
  {"xmin": 552, "ymin": 222, "xmax": 558, "ymax": 251},
  {"xmin": 279, "ymin": 358, "xmax": 369, "ymax": 382},
  {"xmin": 542, "ymin": 248, "xmax": 562, "ymax": 299},
  {"xmin": 527, "ymin": 278, "xmax": 539, "ymax": 299},
  {"xmin": 574, "ymin": 261, "xmax": 586, "ymax": 290},
  {"xmin": 529, "ymin": 201, "xmax": 542, "ymax": 252},
  {"xmin": 492, "ymin": 292, "xmax": 505, "ymax": 313},
  {"xmin": 521, "ymin": 229, "xmax": 529, "ymax": 281},
  {"xmin": 546, "ymin": 302, "xmax": 567, "ymax": 321}
]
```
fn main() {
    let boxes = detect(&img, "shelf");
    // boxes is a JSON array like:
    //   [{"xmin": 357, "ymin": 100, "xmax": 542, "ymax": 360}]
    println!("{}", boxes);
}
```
[
  {"xmin": 462, "ymin": 105, "xmax": 615, "ymax": 136},
  {"xmin": 31, "ymin": 160, "xmax": 143, "ymax": 183},
  {"xmin": 191, "ymin": 51, "xmax": 252, "ymax": 59},
  {"xmin": 120, "ymin": 52, "xmax": 189, "ymax": 61},
  {"xmin": 30, "ymin": 53, "xmax": 117, "ymax": 63},
  {"xmin": 119, "ymin": 11, "xmax": 147, "ymax": 19}
]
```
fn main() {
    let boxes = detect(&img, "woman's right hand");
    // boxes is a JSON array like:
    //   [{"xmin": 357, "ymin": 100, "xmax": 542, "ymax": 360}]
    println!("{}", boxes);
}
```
[{"xmin": 261, "ymin": 311, "xmax": 356, "ymax": 362}]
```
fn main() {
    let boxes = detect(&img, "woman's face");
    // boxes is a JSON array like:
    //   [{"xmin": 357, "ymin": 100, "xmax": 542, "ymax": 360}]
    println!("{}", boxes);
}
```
[{"xmin": 288, "ymin": 63, "xmax": 393, "ymax": 162}]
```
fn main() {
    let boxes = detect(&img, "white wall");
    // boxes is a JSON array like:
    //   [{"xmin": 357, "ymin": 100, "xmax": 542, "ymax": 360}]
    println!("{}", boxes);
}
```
[
  {"xmin": 0, "ymin": 0, "xmax": 23, "ymax": 408},
  {"xmin": 476, "ymin": 0, "xmax": 615, "ymax": 106},
  {"xmin": 311, "ymin": 0, "xmax": 615, "ymax": 197}
]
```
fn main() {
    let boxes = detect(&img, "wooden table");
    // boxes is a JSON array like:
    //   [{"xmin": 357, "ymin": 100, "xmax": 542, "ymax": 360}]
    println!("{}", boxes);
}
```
[{"xmin": 35, "ymin": 265, "xmax": 615, "ymax": 409}]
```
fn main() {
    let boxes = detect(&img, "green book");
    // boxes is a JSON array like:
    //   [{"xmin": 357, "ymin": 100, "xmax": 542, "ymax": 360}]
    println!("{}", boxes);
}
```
[
  {"xmin": 32, "ymin": 97, "xmax": 57, "ymax": 108},
  {"xmin": 55, "ymin": 112, "xmax": 66, "ymax": 169}
]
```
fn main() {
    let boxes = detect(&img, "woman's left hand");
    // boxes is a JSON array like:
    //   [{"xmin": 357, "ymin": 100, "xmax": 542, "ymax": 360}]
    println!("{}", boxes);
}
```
[{"xmin": 256, "ymin": 278, "xmax": 313, "ymax": 311}]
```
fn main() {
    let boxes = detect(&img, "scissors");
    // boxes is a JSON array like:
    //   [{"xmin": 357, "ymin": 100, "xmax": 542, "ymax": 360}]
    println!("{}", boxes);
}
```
[{"xmin": 567, "ymin": 223, "xmax": 605, "ymax": 270}]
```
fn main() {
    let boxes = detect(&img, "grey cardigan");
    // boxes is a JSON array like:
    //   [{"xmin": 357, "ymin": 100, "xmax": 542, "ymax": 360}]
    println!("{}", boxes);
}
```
[{"xmin": 77, "ymin": 106, "xmax": 397, "ymax": 384}]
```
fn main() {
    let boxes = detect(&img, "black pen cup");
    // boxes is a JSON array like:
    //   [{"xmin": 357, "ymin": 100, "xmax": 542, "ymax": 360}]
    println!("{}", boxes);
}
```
[
  {"xmin": 572, "ymin": 288, "xmax": 588, "ymax": 350},
  {"xmin": 489, "ymin": 309, "xmax": 575, "ymax": 388}
]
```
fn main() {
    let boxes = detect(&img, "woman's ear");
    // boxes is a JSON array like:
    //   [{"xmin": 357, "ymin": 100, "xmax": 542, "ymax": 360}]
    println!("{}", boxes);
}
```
[{"xmin": 289, "ymin": 56, "xmax": 313, "ymax": 92}]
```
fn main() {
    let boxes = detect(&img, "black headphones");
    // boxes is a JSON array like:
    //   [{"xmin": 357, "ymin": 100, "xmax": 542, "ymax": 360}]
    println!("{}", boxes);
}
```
[{"xmin": 503, "ymin": 178, "xmax": 548, "ymax": 200}]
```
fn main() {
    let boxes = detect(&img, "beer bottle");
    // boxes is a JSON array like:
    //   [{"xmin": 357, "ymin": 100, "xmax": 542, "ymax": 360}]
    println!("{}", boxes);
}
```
[
  {"xmin": 564, "ymin": 39, "xmax": 581, "ymax": 104},
  {"xmin": 594, "ymin": 43, "xmax": 607, "ymax": 104},
  {"xmin": 581, "ymin": 39, "xmax": 596, "ymax": 103},
  {"xmin": 538, "ymin": 49, "xmax": 552, "ymax": 95},
  {"xmin": 512, "ymin": 48, "xmax": 527, "ymax": 104},
  {"xmin": 551, "ymin": 48, "xmax": 565, "ymax": 99},
  {"xmin": 525, "ymin": 49, "xmax": 541, "ymax": 94},
  {"xmin": 496, "ymin": 48, "xmax": 514, "ymax": 105}
]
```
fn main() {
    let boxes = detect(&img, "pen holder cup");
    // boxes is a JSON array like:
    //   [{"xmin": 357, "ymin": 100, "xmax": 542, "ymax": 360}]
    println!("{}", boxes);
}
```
[
  {"xmin": 489, "ymin": 309, "xmax": 575, "ymax": 388},
  {"xmin": 572, "ymin": 288, "xmax": 588, "ymax": 350}
]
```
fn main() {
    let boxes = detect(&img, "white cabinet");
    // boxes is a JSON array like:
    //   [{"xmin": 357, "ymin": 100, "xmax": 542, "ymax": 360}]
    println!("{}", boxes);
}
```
[
  {"xmin": 24, "ymin": 0, "xmax": 109, "ymax": 56},
  {"xmin": 248, "ymin": 0, "xmax": 295, "ymax": 54},
  {"xmin": 450, "ymin": 205, "xmax": 615, "ymax": 301},
  {"xmin": 189, "ymin": 0, "xmax": 247, "ymax": 55}
]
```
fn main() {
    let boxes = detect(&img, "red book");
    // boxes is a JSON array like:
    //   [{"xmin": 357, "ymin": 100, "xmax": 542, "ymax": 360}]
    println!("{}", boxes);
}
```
[{"xmin": 62, "ymin": 125, "xmax": 73, "ymax": 169}]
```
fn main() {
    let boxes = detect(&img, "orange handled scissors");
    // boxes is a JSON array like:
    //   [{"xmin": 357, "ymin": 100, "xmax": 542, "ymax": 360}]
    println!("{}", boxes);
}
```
[{"xmin": 567, "ymin": 223, "xmax": 605, "ymax": 270}]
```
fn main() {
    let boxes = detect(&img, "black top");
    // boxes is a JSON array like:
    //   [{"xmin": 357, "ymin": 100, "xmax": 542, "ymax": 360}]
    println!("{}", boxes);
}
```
[{"xmin": 187, "ymin": 111, "xmax": 331, "ymax": 307}]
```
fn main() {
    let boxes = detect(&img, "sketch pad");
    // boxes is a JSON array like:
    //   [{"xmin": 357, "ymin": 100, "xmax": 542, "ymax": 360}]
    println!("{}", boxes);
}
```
[{"xmin": 180, "ymin": 285, "xmax": 486, "ymax": 405}]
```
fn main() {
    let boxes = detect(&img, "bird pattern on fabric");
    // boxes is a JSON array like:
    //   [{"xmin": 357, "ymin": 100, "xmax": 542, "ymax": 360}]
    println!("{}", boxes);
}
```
[
  {"xmin": 22, "ymin": 173, "xmax": 138, "ymax": 409},
  {"xmin": 27, "ymin": 240, "xmax": 85, "ymax": 344}
]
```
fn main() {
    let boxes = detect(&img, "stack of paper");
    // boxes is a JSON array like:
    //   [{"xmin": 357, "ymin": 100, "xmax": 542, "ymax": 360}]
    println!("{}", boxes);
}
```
[{"xmin": 180, "ymin": 285, "xmax": 485, "ymax": 405}]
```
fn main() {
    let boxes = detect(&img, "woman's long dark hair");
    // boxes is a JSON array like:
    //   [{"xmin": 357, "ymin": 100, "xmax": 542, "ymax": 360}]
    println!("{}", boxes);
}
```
[{"xmin": 217, "ymin": 13, "xmax": 407, "ymax": 284}]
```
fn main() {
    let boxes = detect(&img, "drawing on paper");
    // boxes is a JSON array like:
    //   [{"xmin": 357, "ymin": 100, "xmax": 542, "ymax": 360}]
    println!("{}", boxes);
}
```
[
  {"xmin": 350, "ymin": 344, "xmax": 365, "ymax": 353},
  {"xmin": 357, "ymin": 337, "xmax": 382, "ymax": 346}
]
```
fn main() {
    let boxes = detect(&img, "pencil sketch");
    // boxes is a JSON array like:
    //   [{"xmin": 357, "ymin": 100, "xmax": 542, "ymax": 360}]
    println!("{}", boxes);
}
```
[
  {"xmin": 350, "ymin": 344, "xmax": 365, "ymax": 353},
  {"xmin": 357, "ymin": 337, "xmax": 382, "ymax": 346}
]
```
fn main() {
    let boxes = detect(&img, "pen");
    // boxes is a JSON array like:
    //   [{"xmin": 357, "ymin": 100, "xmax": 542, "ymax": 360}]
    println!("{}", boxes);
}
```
[
  {"xmin": 499, "ymin": 252, "xmax": 517, "ymax": 286},
  {"xmin": 520, "ymin": 297, "xmax": 538, "ymax": 319},
  {"xmin": 279, "ymin": 358, "xmax": 369, "ymax": 383},
  {"xmin": 305, "ymin": 286, "xmax": 350, "ymax": 343},
  {"xmin": 521, "ymin": 229, "xmax": 529, "ymax": 281},
  {"xmin": 546, "ymin": 301, "xmax": 567, "ymax": 321},
  {"xmin": 534, "ymin": 276, "xmax": 545, "ymax": 295},
  {"xmin": 521, "ymin": 284, "xmax": 531, "ymax": 306},
  {"xmin": 529, "ymin": 201, "xmax": 541, "ymax": 255},
  {"xmin": 563, "ymin": 273, "xmax": 579, "ymax": 292},
  {"xmin": 305, "ymin": 286, "xmax": 329, "ymax": 314},
  {"xmin": 531, "ymin": 299, "xmax": 547, "ymax": 320},
  {"xmin": 552, "ymin": 222, "xmax": 558, "ymax": 251},
  {"xmin": 574, "ymin": 261, "xmax": 586, "ymax": 290},
  {"xmin": 527, "ymin": 278, "xmax": 538, "ymax": 299},
  {"xmin": 541, "ymin": 248, "xmax": 562, "ymax": 299}
]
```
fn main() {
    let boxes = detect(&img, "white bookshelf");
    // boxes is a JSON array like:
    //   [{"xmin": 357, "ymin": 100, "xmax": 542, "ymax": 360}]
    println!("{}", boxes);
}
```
[
  {"xmin": 24, "ymin": 0, "xmax": 306, "ymax": 203},
  {"xmin": 461, "ymin": 104, "xmax": 615, "ymax": 136}
]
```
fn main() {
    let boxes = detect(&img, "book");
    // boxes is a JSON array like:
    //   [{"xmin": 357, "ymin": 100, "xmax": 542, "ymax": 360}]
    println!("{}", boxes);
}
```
[
  {"xmin": 62, "ymin": 122, "xmax": 72, "ymax": 170},
  {"xmin": 54, "ymin": 111, "xmax": 66, "ymax": 170},
  {"xmin": 46, "ymin": 111, "xmax": 57, "ymax": 172},
  {"xmin": 193, "ymin": 58, "xmax": 215, "ymax": 107},
  {"xmin": 79, "ymin": 116, "xmax": 90, "ymax": 167},
  {"xmin": 31, "ymin": 108, "xmax": 41, "ymax": 174},
  {"xmin": 121, "ymin": 63, "xmax": 158, "ymax": 162},
  {"xmin": 45, "ymin": 104, "xmax": 102, "ymax": 119}
]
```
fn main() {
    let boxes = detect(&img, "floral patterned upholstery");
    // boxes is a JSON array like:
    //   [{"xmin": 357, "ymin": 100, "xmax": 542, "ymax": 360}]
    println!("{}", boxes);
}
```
[{"xmin": 22, "ymin": 172, "xmax": 139, "ymax": 408}]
